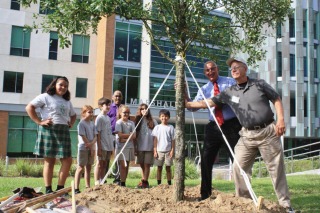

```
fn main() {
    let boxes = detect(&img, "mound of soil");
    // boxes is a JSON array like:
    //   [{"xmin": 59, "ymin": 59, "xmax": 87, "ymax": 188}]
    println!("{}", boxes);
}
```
[{"xmin": 76, "ymin": 184, "xmax": 287, "ymax": 212}]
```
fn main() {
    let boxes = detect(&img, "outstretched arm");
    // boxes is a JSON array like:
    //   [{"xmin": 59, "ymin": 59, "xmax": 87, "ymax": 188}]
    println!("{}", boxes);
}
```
[
  {"xmin": 273, "ymin": 97, "xmax": 286, "ymax": 136},
  {"xmin": 185, "ymin": 98, "xmax": 216, "ymax": 109}
]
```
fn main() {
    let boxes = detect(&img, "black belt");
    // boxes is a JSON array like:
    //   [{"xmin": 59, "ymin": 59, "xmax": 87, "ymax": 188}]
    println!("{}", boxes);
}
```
[{"xmin": 246, "ymin": 119, "xmax": 274, "ymax": 130}]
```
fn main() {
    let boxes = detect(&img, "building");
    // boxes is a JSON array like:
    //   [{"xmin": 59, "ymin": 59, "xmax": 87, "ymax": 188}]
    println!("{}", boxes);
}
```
[
  {"xmin": 254, "ymin": 0, "xmax": 320, "ymax": 149},
  {"xmin": 1, "ymin": 0, "xmax": 318, "ymax": 161}
]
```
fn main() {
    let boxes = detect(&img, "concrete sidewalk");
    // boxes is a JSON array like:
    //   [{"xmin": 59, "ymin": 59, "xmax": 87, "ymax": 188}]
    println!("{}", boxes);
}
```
[{"xmin": 287, "ymin": 169, "xmax": 320, "ymax": 176}]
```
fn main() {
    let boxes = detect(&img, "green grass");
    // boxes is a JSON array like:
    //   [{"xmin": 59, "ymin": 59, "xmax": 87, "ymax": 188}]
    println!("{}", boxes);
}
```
[{"xmin": 1, "ymin": 175, "xmax": 319, "ymax": 212}]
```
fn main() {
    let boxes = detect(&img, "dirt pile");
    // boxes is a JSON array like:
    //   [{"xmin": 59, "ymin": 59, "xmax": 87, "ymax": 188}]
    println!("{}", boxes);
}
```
[{"xmin": 76, "ymin": 184, "xmax": 287, "ymax": 212}]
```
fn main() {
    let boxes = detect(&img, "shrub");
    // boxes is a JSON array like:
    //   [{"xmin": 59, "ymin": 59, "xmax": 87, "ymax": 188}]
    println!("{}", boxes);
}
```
[{"xmin": 15, "ymin": 159, "xmax": 33, "ymax": 176}]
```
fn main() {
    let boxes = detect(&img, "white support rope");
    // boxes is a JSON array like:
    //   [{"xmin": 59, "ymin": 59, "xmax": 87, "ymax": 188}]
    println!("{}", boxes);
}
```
[
  {"xmin": 100, "ymin": 65, "xmax": 176, "ymax": 185},
  {"xmin": 184, "ymin": 72, "xmax": 201, "ymax": 171},
  {"xmin": 184, "ymin": 60, "xmax": 258, "ymax": 206}
]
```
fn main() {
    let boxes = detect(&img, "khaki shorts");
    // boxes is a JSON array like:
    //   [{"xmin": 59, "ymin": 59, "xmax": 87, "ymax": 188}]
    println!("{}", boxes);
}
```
[
  {"xmin": 135, "ymin": 151, "xmax": 154, "ymax": 164},
  {"xmin": 77, "ymin": 150, "xmax": 95, "ymax": 166},
  {"xmin": 116, "ymin": 148, "xmax": 135, "ymax": 161},
  {"xmin": 98, "ymin": 150, "xmax": 112, "ymax": 161},
  {"xmin": 154, "ymin": 151, "xmax": 173, "ymax": 166}
]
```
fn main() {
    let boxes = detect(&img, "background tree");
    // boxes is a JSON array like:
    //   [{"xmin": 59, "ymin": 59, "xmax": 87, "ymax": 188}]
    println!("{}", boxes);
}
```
[{"xmin": 22, "ymin": 0, "xmax": 292, "ymax": 202}]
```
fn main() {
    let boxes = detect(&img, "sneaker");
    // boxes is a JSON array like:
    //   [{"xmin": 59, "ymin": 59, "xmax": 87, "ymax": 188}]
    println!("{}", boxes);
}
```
[
  {"xmin": 74, "ymin": 189, "xmax": 81, "ymax": 194},
  {"xmin": 136, "ymin": 180, "xmax": 143, "ymax": 188},
  {"xmin": 285, "ymin": 207, "xmax": 295, "ymax": 213}
]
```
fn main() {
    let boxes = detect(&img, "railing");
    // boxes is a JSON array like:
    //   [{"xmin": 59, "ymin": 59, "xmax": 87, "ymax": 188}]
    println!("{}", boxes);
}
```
[{"xmin": 254, "ymin": 141, "xmax": 320, "ymax": 178}]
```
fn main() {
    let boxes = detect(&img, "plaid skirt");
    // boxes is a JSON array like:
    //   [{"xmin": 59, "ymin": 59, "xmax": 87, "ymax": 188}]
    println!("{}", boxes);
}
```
[{"xmin": 34, "ymin": 124, "xmax": 72, "ymax": 158}]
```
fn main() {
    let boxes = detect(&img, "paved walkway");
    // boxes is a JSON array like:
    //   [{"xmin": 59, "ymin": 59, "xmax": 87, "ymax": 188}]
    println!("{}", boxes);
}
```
[{"xmin": 287, "ymin": 169, "xmax": 320, "ymax": 176}]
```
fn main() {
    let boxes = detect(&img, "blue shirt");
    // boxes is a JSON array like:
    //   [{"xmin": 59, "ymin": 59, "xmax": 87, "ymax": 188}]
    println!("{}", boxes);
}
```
[{"xmin": 192, "ymin": 76, "xmax": 237, "ymax": 121}]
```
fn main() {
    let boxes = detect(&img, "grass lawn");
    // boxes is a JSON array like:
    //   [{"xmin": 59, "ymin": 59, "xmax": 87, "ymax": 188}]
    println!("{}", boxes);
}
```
[{"xmin": 0, "ymin": 175, "xmax": 319, "ymax": 212}]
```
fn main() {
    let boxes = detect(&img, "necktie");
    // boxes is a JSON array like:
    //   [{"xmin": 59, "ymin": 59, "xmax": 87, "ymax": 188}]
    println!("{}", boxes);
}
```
[{"xmin": 214, "ymin": 82, "xmax": 224, "ymax": 126}]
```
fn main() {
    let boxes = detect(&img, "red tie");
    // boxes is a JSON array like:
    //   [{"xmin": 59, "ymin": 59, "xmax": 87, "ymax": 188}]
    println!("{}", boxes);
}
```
[{"xmin": 214, "ymin": 82, "xmax": 224, "ymax": 126}]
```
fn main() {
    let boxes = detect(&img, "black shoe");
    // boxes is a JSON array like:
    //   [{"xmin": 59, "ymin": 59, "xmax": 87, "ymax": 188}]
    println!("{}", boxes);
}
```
[{"xmin": 74, "ymin": 189, "xmax": 81, "ymax": 194}]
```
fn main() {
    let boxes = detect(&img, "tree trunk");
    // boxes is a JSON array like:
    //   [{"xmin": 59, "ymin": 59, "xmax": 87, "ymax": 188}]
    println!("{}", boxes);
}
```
[{"xmin": 173, "ymin": 58, "xmax": 186, "ymax": 202}]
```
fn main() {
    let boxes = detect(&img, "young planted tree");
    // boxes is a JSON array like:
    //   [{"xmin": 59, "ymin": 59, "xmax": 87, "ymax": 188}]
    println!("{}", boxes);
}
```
[{"xmin": 21, "ymin": 0, "xmax": 292, "ymax": 202}]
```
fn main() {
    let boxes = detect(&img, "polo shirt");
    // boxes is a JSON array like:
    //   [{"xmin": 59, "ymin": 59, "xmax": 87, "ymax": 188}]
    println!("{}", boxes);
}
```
[{"xmin": 212, "ymin": 78, "xmax": 279, "ymax": 128}]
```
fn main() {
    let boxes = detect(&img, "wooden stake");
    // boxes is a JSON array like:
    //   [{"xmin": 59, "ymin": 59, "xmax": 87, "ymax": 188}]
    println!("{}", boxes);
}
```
[
  {"xmin": 257, "ymin": 196, "xmax": 264, "ymax": 210},
  {"xmin": 2, "ymin": 187, "xmax": 71, "ymax": 213},
  {"xmin": 71, "ymin": 180, "xmax": 76, "ymax": 213}
]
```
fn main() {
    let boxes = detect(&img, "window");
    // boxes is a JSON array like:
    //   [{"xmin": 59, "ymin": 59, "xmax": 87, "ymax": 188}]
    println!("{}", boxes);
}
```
[
  {"xmin": 114, "ymin": 22, "xmax": 142, "ymax": 62},
  {"xmin": 150, "ymin": 77, "xmax": 176, "ymax": 104},
  {"xmin": 41, "ymin": 74, "xmax": 58, "ymax": 93},
  {"xmin": 49, "ymin": 31, "xmax": 58, "ymax": 60},
  {"xmin": 3, "ymin": 71, "xmax": 23, "ymax": 93},
  {"xmin": 11, "ymin": 0, "xmax": 20, "ymax": 10},
  {"xmin": 290, "ymin": 54, "xmax": 295, "ymax": 77},
  {"xmin": 10, "ymin": 26, "xmax": 31, "ymax": 57},
  {"xmin": 315, "ymin": 58, "xmax": 318, "ymax": 78},
  {"xmin": 277, "ymin": 51, "xmax": 282, "ymax": 76},
  {"xmin": 113, "ymin": 67, "xmax": 140, "ymax": 104},
  {"xmin": 72, "ymin": 35, "xmax": 90, "ymax": 63},
  {"xmin": 75, "ymin": 78, "xmax": 88, "ymax": 98},
  {"xmin": 39, "ymin": 0, "xmax": 55, "ymax": 14},
  {"xmin": 303, "ymin": 56, "xmax": 307, "ymax": 77},
  {"xmin": 289, "ymin": 17, "xmax": 295, "ymax": 38}
]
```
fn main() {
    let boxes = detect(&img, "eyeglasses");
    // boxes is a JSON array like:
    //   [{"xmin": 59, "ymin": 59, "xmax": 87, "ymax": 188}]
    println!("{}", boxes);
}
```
[
  {"xmin": 229, "ymin": 66, "xmax": 243, "ymax": 71},
  {"xmin": 205, "ymin": 66, "xmax": 217, "ymax": 72},
  {"xmin": 122, "ymin": 111, "xmax": 130, "ymax": 114}
]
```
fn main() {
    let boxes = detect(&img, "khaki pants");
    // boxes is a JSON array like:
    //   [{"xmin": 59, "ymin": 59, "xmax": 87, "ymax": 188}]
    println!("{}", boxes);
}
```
[{"xmin": 233, "ymin": 123, "xmax": 291, "ymax": 208}]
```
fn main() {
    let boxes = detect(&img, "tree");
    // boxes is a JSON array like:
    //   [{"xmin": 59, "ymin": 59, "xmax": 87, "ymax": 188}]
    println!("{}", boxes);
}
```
[{"xmin": 22, "ymin": 0, "xmax": 292, "ymax": 202}]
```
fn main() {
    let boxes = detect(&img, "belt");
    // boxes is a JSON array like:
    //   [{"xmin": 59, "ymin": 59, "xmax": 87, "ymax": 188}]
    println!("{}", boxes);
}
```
[{"xmin": 246, "ymin": 119, "xmax": 274, "ymax": 130}]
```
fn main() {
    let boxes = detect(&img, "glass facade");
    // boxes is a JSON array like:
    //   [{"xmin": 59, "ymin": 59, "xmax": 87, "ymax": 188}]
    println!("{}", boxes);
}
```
[
  {"xmin": 113, "ymin": 67, "xmax": 140, "ymax": 104},
  {"xmin": 114, "ymin": 22, "xmax": 142, "ymax": 62}
]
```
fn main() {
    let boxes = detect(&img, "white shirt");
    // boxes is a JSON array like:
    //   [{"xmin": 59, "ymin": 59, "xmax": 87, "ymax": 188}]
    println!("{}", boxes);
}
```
[
  {"xmin": 95, "ymin": 113, "xmax": 114, "ymax": 151},
  {"xmin": 152, "ymin": 124, "xmax": 175, "ymax": 152},
  {"xmin": 30, "ymin": 93, "xmax": 76, "ymax": 125}
]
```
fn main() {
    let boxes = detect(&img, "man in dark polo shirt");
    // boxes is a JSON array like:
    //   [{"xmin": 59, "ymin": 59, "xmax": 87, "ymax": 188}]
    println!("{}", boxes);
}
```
[{"xmin": 185, "ymin": 57, "xmax": 293, "ymax": 212}]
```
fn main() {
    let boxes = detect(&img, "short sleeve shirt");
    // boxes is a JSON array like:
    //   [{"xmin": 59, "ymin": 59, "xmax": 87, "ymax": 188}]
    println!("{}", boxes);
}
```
[
  {"xmin": 193, "ymin": 76, "xmax": 237, "ymax": 121},
  {"xmin": 136, "ymin": 118, "xmax": 158, "ymax": 151},
  {"xmin": 152, "ymin": 124, "xmax": 175, "ymax": 152},
  {"xmin": 115, "ymin": 119, "xmax": 135, "ymax": 149},
  {"xmin": 77, "ymin": 119, "xmax": 97, "ymax": 151},
  {"xmin": 212, "ymin": 78, "xmax": 279, "ymax": 128},
  {"xmin": 30, "ymin": 93, "xmax": 76, "ymax": 125},
  {"xmin": 95, "ymin": 113, "xmax": 114, "ymax": 151}
]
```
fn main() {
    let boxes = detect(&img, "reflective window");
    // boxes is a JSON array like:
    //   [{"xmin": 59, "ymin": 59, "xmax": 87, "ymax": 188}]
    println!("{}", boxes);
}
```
[
  {"xmin": 10, "ymin": 26, "xmax": 31, "ymax": 57},
  {"xmin": 39, "ymin": 0, "xmax": 55, "ymax": 14},
  {"xmin": 72, "ymin": 35, "xmax": 90, "ymax": 63},
  {"xmin": 114, "ymin": 22, "xmax": 142, "ymax": 62},
  {"xmin": 113, "ymin": 67, "xmax": 140, "ymax": 104},
  {"xmin": 41, "ymin": 74, "xmax": 58, "ymax": 93},
  {"xmin": 3, "ymin": 71, "xmax": 24, "ymax": 93},
  {"xmin": 76, "ymin": 78, "xmax": 88, "ymax": 98},
  {"xmin": 49, "ymin": 31, "xmax": 58, "ymax": 60},
  {"xmin": 11, "ymin": 0, "xmax": 20, "ymax": 10}
]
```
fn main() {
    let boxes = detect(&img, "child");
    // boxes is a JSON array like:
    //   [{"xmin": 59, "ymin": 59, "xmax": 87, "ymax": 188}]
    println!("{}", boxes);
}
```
[
  {"xmin": 134, "ymin": 103, "xmax": 158, "ymax": 188},
  {"xmin": 94, "ymin": 97, "xmax": 114, "ymax": 185},
  {"xmin": 114, "ymin": 105, "xmax": 136, "ymax": 187},
  {"xmin": 152, "ymin": 109, "xmax": 175, "ymax": 185},
  {"xmin": 25, "ymin": 76, "xmax": 76, "ymax": 194},
  {"xmin": 74, "ymin": 105, "xmax": 97, "ymax": 194}
]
